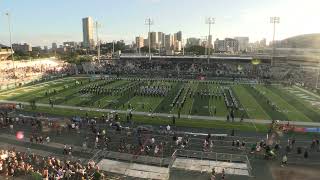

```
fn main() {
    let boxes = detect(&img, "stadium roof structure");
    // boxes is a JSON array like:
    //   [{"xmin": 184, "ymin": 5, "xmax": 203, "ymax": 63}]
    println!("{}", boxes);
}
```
[
  {"xmin": 275, "ymin": 33, "xmax": 320, "ymax": 49},
  {"xmin": 0, "ymin": 44, "xmax": 9, "ymax": 48},
  {"xmin": 120, "ymin": 54, "xmax": 254, "ymax": 60},
  {"xmin": 0, "ymin": 44, "xmax": 13, "ymax": 61}
]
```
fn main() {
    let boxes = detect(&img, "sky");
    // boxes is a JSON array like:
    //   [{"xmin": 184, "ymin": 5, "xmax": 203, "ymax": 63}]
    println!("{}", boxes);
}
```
[{"xmin": 0, "ymin": 0, "xmax": 320, "ymax": 47}]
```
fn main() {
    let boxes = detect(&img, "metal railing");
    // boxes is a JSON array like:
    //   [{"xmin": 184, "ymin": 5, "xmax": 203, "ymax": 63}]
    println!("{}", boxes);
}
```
[
  {"xmin": 98, "ymin": 150, "xmax": 171, "ymax": 168},
  {"xmin": 171, "ymin": 149, "xmax": 252, "ymax": 176},
  {"xmin": 174, "ymin": 149, "xmax": 249, "ymax": 162}
]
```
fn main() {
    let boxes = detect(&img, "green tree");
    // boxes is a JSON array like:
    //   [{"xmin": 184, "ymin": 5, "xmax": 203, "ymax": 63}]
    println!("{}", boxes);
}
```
[
  {"xmin": 140, "ymin": 46, "xmax": 157, "ymax": 53},
  {"xmin": 185, "ymin": 45, "xmax": 206, "ymax": 55}
]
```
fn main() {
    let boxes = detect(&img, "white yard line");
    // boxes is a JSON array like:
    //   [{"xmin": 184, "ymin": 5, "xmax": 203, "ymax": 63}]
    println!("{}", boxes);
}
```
[{"xmin": 294, "ymin": 86, "xmax": 320, "ymax": 100}]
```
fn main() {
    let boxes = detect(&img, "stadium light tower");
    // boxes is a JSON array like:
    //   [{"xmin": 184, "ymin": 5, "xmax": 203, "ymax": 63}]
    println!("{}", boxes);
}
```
[
  {"xmin": 5, "ymin": 12, "xmax": 15, "ymax": 78},
  {"xmin": 112, "ymin": 40, "xmax": 115, "ymax": 57},
  {"xmin": 316, "ymin": 61, "xmax": 320, "ymax": 89},
  {"xmin": 206, "ymin": 17, "xmax": 215, "ymax": 62},
  {"xmin": 95, "ymin": 21, "xmax": 101, "ymax": 63},
  {"xmin": 145, "ymin": 18, "xmax": 153, "ymax": 61},
  {"xmin": 270, "ymin": 16, "xmax": 280, "ymax": 66},
  {"xmin": 200, "ymin": 36, "xmax": 207, "ymax": 56},
  {"xmin": 182, "ymin": 39, "xmax": 185, "ymax": 56}
]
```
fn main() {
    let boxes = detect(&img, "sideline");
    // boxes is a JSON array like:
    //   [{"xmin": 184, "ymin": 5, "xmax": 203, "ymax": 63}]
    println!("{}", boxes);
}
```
[{"xmin": 2, "ymin": 99, "xmax": 320, "ymax": 127}]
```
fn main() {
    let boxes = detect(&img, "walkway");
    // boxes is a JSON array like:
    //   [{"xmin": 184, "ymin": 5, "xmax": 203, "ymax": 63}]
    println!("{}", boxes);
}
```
[{"xmin": 97, "ymin": 159, "xmax": 169, "ymax": 180}]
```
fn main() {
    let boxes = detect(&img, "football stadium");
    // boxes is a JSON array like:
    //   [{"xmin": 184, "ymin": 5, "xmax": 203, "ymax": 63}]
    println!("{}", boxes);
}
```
[
  {"xmin": 1, "ymin": 1, "xmax": 320, "ymax": 180},
  {"xmin": 1, "ymin": 53, "xmax": 320, "ymax": 180}
]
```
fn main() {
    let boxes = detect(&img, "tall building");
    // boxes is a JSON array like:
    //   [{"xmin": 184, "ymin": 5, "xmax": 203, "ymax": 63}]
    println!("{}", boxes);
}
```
[
  {"xmin": 234, "ymin": 37, "xmax": 249, "ymax": 51},
  {"xmin": 144, "ymin": 39, "xmax": 148, "ymax": 47},
  {"xmin": 174, "ymin": 41, "xmax": 182, "ymax": 51},
  {"xmin": 135, "ymin": 36, "xmax": 144, "ymax": 49},
  {"xmin": 165, "ymin": 34, "xmax": 173, "ymax": 50},
  {"xmin": 214, "ymin": 39, "xmax": 225, "ymax": 52},
  {"xmin": 172, "ymin": 31, "xmax": 183, "ymax": 52},
  {"xmin": 157, "ymin": 32, "xmax": 165, "ymax": 48},
  {"xmin": 12, "ymin": 43, "xmax": 32, "ymax": 52},
  {"xmin": 148, "ymin": 32, "xmax": 158, "ymax": 49},
  {"xmin": 52, "ymin": 43, "xmax": 57, "ymax": 50},
  {"xmin": 225, "ymin": 38, "xmax": 239, "ymax": 52},
  {"xmin": 214, "ymin": 38, "xmax": 239, "ymax": 53},
  {"xmin": 174, "ymin": 31, "xmax": 182, "ymax": 41},
  {"xmin": 82, "ymin": 17, "xmax": 94, "ymax": 49}
]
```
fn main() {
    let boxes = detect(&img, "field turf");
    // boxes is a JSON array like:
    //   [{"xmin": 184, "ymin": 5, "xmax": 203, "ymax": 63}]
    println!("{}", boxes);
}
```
[{"xmin": 1, "ymin": 76, "xmax": 320, "ymax": 123}]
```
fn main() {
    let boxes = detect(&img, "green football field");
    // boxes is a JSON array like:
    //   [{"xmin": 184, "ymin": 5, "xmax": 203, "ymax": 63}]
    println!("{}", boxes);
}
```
[{"xmin": 1, "ymin": 76, "xmax": 320, "ymax": 123}]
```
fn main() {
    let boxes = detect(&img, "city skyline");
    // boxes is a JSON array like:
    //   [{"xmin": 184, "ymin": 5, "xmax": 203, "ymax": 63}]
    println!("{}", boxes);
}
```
[{"xmin": 0, "ymin": 0, "xmax": 319, "ymax": 46}]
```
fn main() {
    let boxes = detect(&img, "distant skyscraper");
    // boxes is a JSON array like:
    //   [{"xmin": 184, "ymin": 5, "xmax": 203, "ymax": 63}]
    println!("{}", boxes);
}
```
[
  {"xmin": 173, "ymin": 31, "xmax": 182, "ymax": 51},
  {"xmin": 157, "ymin": 32, "xmax": 165, "ymax": 48},
  {"xmin": 174, "ymin": 31, "xmax": 182, "ymax": 42},
  {"xmin": 135, "ymin": 36, "xmax": 144, "ymax": 49},
  {"xmin": 149, "ymin": 32, "xmax": 158, "ymax": 49},
  {"xmin": 214, "ymin": 39, "xmax": 225, "ymax": 52},
  {"xmin": 144, "ymin": 39, "xmax": 148, "ymax": 47},
  {"xmin": 234, "ymin": 37, "xmax": 249, "ymax": 51},
  {"xmin": 214, "ymin": 38, "xmax": 239, "ymax": 53},
  {"xmin": 82, "ymin": 17, "xmax": 94, "ymax": 49},
  {"xmin": 52, "ymin": 43, "xmax": 57, "ymax": 50},
  {"xmin": 224, "ymin": 38, "xmax": 239, "ymax": 52},
  {"xmin": 165, "ymin": 34, "xmax": 173, "ymax": 50},
  {"xmin": 174, "ymin": 41, "xmax": 182, "ymax": 51}
]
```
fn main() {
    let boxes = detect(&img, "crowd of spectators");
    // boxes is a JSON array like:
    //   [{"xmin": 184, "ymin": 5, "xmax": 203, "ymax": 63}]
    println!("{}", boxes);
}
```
[
  {"xmin": 0, "ymin": 148, "xmax": 104, "ymax": 179},
  {"xmin": 81, "ymin": 60, "xmax": 272, "ymax": 79},
  {"xmin": 1, "ymin": 109, "xmax": 320, "ymax": 179},
  {"xmin": 80, "ymin": 59, "xmax": 319, "ymax": 89},
  {"xmin": 1, "ymin": 56, "xmax": 318, "ymax": 90},
  {"xmin": 0, "ymin": 59, "xmax": 76, "ymax": 87}
]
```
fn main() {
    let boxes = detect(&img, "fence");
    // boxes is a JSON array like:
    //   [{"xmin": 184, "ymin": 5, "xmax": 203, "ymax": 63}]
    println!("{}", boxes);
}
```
[
  {"xmin": 171, "ymin": 149, "xmax": 252, "ymax": 176},
  {"xmin": 92, "ymin": 150, "xmax": 172, "ymax": 168}
]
